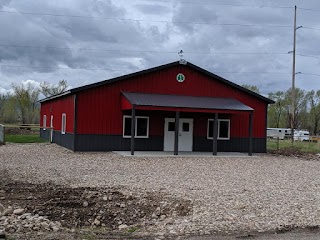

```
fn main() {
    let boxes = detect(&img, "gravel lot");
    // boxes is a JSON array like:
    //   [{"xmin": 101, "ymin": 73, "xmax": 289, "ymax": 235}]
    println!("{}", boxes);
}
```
[{"xmin": 1, "ymin": 143, "xmax": 320, "ymax": 236}]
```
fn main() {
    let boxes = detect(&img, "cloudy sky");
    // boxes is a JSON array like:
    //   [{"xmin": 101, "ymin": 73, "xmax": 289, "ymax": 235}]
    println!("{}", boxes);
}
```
[{"xmin": 0, "ymin": 0, "xmax": 320, "ymax": 97}]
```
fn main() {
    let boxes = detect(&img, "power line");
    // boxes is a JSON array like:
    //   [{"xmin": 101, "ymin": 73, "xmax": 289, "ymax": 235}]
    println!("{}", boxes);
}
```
[
  {"xmin": 0, "ymin": 64, "xmax": 127, "ymax": 71},
  {"xmin": 301, "ymin": 73, "xmax": 320, "ymax": 77},
  {"xmin": 0, "ymin": 43, "xmax": 290, "ymax": 56},
  {"xmin": 296, "ymin": 53, "xmax": 320, "ymax": 59},
  {"xmin": 215, "ymin": 71, "xmax": 291, "ymax": 75},
  {"xmin": 0, "ymin": 44, "xmax": 179, "ymax": 54},
  {"xmin": 132, "ymin": 0, "xmax": 293, "ymax": 9},
  {"xmin": 0, "ymin": 64, "xmax": 292, "ymax": 74},
  {"xmin": 301, "ymin": 27, "xmax": 320, "ymax": 31},
  {"xmin": 297, "ymin": 7, "xmax": 320, "ymax": 13},
  {"xmin": 4, "ymin": 64, "xmax": 320, "ymax": 78},
  {"xmin": 0, "ymin": 10, "xmax": 293, "ymax": 28}
]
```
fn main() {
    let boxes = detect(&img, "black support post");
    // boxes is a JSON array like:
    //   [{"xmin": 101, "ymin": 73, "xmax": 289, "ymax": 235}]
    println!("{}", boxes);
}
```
[
  {"xmin": 212, "ymin": 113, "xmax": 218, "ymax": 155},
  {"xmin": 73, "ymin": 94, "xmax": 77, "ymax": 151},
  {"xmin": 248, "ymin": 111, "xmax": 253, "ymax": 156},
  {"xmin": 174, "ymin": 111, "xmax": 180, "ymax": 155},
  {"xmin": 130, "ymin": 105, "xmax": 136, "ymax": 156}
]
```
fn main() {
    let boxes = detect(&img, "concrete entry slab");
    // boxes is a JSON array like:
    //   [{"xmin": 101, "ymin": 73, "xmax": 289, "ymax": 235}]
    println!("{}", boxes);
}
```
[{"xmin": 113, "ymin": 151, "xmax": 255, "ymax": 157}]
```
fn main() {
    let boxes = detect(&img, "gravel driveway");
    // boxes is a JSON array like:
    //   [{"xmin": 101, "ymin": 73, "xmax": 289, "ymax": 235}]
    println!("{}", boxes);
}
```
[{"xmin": 1, "ymin": 143, "xmax": 320, "ymax": 236}]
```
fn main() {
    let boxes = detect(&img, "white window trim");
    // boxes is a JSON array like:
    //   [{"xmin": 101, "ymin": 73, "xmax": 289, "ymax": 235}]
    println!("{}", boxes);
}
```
[
  {"xmin": 43, "ymin": 115, "xmax": 47, "ymax": 130},
  {"xmin": 61, "ymin": 113, "xmax": 66, "ymax": 134},
  {"xmin": 50, "ymin": 115, "xmax": 54, "ymax": 129},
  {"xmin": 207, "ymin": 119, "xmax": 230, "ymax": 140},
  {"xmin": 123, "ymin": 115, "xmax": 149, "ymax": 138}
]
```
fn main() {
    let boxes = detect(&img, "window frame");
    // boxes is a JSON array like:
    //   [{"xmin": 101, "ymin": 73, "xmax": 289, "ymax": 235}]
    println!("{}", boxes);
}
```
[
  {"xmin": 61, "ymin": 113, "xmax": 66, "ymax": 134},
  {"xmin": 207, "ymin": 119, "xmax": 230, "ymax": 140},
  {"xmin": 123, "ymin": 115, "xmax": 149, "ymax": 138},
  {"xmin": 43, "ymin": 115, "xmax": 47, "ymax": 130}
]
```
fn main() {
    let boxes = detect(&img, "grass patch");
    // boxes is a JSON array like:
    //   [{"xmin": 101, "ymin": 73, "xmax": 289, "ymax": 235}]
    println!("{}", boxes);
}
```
[
  {"xmin": 127, "ymin": 227, "xmax": 139, "ymax": 233},
  {"xmin": 79, "ymin": 233, "xmax": 96, "ymax": 240},
  {"xmin": 267, "ymin": 139, "xmax": 320, "ymax": 153},
  {"xmin": 5, "ymin": 134, "xmax": 47, "ymax": 143}
]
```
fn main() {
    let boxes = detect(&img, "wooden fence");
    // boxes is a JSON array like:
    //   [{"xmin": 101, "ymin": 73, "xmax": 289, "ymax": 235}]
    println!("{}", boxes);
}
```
[
  {"xmin": 0, "ymin": 124, "xmax": 53, "ymax": 144},
  {"xmin": 0, "ymin": 124, "xmax": 4, "ymax": 145}
]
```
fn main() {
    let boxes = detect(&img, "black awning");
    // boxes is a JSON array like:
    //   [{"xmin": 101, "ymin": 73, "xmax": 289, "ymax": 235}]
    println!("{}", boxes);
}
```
[{"xmin": 122, "ymin": 92, "xmax": 253, "ymax": 111}]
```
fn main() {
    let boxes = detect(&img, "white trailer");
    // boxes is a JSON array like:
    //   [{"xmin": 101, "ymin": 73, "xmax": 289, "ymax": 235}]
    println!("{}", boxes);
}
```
[
  {"xmin": 294, "ymin": 130, "xmax": 310, "ymax": 141},
  {"xmin": 267, "ymin": 128, "xmax": 292, "ymax": 140}
]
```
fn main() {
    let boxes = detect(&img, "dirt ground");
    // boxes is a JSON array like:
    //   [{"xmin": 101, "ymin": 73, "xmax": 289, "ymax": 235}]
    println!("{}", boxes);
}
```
[
  {"xmin": 0, "ymin": 171, "xmax": 192, "ymax": 239},
  {"xmin": 3, "ymin": 172, "xmax": 320, "ymax": 240}
]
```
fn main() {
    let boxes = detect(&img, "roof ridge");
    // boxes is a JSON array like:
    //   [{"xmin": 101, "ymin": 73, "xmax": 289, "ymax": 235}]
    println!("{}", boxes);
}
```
[{"xmin": 40, "ymin": 61, "xmax": 274, "ymax": 104}]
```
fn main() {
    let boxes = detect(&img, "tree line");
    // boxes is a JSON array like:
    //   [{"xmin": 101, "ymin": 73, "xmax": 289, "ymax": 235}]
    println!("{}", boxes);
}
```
[
  {"xmin": 267, "ymin": 88, "xmax": 320, "ymax": 135},
  {"xmin": 1, "ymin": 82, "xmax": 319, "ymax": 135},
  {"xmin": 243, "ymin": 84, "xmax": 320, "ymax": 135},
  {"xmin": 0, "ymin": 80, "xmax": 68, "ymax": 124}
]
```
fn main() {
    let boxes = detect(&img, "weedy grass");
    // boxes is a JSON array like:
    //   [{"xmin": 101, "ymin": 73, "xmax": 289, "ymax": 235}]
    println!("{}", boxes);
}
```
[
  {"xmin": 127, "ymin": 227, "xmax": 139, "ymax": 233},
  {"xmin": 5, "ymin": 135, "xmax": 47, "ymax": 143},
  {"xmin": 267, "ymin": 139, "xmax": 320, "ymax": 153}
]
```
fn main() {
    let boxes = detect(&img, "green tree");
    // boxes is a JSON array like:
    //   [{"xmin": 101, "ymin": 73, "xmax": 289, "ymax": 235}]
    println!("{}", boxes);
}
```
[
  {"xmin": 284, "ymin": 88, "xmax": 308, "ymax": 130},
  {"xmin": 306, "ymin": 90, "xmax": 320, "ymax": 135},
  {"xmin": 0, "ymin": 94, "xmax": 6, "ymax": 122},
  {"xmin": 40, "ymin": 80, "xmax": 68, "ymax": 97},
  {"xmin": 1, "ymin": 95, "xmax": 17, "ymax": 123},
  {"xmin": 267, "ymin": 91, "xmax": 286, "ymax": 128},
  {"xmin": 12, "ymin": 83, "xmax": 40, "ymax": 124}
]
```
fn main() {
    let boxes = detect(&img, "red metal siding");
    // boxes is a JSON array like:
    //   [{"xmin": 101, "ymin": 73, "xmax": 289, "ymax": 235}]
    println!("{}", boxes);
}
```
[
  {"xmin": 40, "ymin": 95, "xmax": 75, "ymax": 133},
  {"xmin": 76, "ymin": 65, "xmax": 267, "ymax": 138}
]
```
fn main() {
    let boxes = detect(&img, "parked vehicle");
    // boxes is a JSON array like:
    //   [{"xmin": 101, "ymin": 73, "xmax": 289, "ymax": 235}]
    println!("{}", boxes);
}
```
[
  {"xmin": 294, "ymin": 130, "xmax": 310, "ymax": 141},
  {"xmin": 267, "ymin": 128, "xmax": 291, "ymax": 140}
]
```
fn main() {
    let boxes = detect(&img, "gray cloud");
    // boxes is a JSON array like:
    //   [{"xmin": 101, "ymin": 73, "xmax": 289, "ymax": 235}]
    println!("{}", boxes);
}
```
[
  {"xmin": 0, "ymin": 0, "xmax": 320, "ymax": 96},
  {"xmin": 134, "ymin": 4, "xmax": 170, "ymax": 15}
]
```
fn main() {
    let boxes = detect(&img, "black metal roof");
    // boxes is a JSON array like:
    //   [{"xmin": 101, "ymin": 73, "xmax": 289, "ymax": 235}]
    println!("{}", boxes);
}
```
[
  {"xmin": 122, "ymin": 92, "xmax": 254, "ymax": 111},
  {"xmin": 40, "ymin": 61, "xmax": 274, "ymax": 104}
]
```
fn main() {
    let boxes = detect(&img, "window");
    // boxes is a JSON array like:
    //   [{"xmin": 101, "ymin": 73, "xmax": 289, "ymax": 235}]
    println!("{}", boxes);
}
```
[
  {"xmin": 124, "ymin": 117, "xmax": 132, "ymax": 136},
  {"xmin": 207, "ymin": 119, "xmax": 230, "ymax": 140},
  {"xmin": 123, "ymin": 115, "xmax": 149, "ymax": 138},
  {"xmin": 43, "ymin": 115, "xmax": 47, "ymax": 130},
  {"xmin": 50, "ymin": 115, "xmax": 54, "ymax": 128},
  {"xmin": 168, "ymin": 122, "xmax": 175, "ymax": 131},
  {"xmin": 182, "ymin": 122, "xmax": 190, "ymax": 132},
  {"xmin": 136, "ymin": 117, "xmax": 148, "ymax": 137},
  {"xmin": 61, "ymin": 113, "xmax": 66, "ymax": 134},
  {"xmin": 219, "ymin": 120, "xmax": 229, "ymax": 139}
]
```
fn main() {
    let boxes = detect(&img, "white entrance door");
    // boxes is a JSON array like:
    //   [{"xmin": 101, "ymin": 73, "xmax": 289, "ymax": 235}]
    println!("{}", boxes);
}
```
[
  {"xmin": 164, "ymin": 118, "xmax": 193, "ymax": 151},
  {"xmin": 50, "ymin": 115, "xmax": 54, "ymax": 143}
]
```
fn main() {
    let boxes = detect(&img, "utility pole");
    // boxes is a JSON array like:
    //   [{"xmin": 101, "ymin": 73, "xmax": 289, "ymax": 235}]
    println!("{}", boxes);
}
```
[
  {"xmin": 290, "ymin": 6, "xmax": 297, "ymax": 146},
  {"xmin": 291, "ymin": 6, "xmax": 303, "ymax": 146}
]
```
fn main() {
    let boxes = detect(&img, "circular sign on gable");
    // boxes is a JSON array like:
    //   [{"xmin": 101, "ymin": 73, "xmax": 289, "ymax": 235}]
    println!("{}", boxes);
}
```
[{"xmin": 176, "ymin": 73, "xmax": 185, "ymax": 82}]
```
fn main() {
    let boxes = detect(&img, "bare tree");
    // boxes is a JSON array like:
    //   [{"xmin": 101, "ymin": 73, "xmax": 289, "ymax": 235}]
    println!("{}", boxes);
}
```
[
  {"xmin": 40, "ymin": 80, "xmax": 68, "ymax": 97},
  {"xmin": 241, "ymin": 84, "xmax": 260, "ymax": 94}
]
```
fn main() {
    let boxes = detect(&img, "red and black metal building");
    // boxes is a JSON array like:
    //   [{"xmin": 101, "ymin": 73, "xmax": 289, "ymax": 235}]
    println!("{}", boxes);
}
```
[{"xmin": 40, "ymin": 61, "xmax": 274, "ymax": 155}]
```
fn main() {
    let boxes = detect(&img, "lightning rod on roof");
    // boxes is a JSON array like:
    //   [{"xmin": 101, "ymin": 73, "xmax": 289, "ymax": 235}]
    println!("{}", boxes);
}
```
[
  {"xmin": 178, "ymin": 50, "xmax": 187, "ymax": 65},
  {"xmin": 178, "ymin": 50, "xmax": 183, "ymax": 59}
]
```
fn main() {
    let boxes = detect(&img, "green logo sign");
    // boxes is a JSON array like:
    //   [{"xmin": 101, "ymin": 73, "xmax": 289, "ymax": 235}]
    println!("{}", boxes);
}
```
[{"xmin": 176, "ymin": 73, "xmax": 185, "ymax": 82}]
